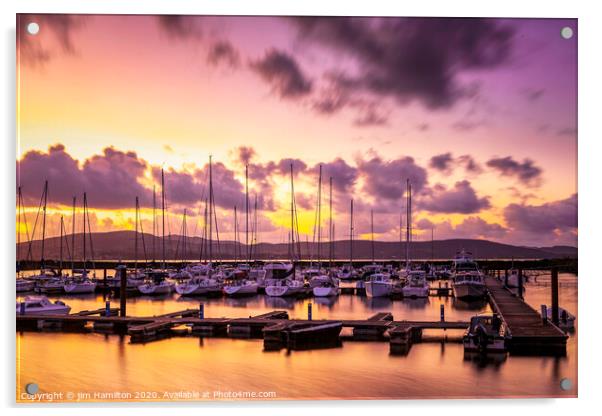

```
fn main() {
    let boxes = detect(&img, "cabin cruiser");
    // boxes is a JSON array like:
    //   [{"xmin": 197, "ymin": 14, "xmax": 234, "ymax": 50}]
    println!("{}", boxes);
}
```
[
  {"xmin": 223, "ymin": 279, "xmax": 258, "ymax": 297},
  {"xmin": 16, "ymin": 296, "xmax": 71, "ymax": 315},
  {"xmin": 138, "ymin": 272, "xmax": 174, "ymax": 295},
  {"xmin": 305, "ymin": 268, "xmax": 332, "ymax": 289},
  {"xmin": 312, "ymin": 276, "xmax": 340, "ymax": 297},
  {"xmin": 265, "ymin": 278, "xmax": 305, "ymax": 297},
  {"xmin": 365, "ymin": 273, "xmax": 393, "ymax": 298},
  {"xmin": 463, "ymin": 313, "xmax": 507, "ymax": 353},
  {"xmin": 451, "ymin": 251, "xmax": 487, "ymax": 299},
  {"xmin": 401, "ymin": 270, "xmax": 430, "ymax": 298},
  {"xmin": 175, "ymin": 275, "xmax": 222, "ymax": 296},
  {"xmin": 16, "ymin": 279, "xmax": 35, "ymax": 292}
]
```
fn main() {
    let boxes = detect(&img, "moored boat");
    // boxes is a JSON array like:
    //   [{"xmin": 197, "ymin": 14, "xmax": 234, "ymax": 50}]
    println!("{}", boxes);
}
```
[
  {"xmin": 16, "ymin": 296, "xmax": 71, "ymax": 315},
  {"xmin": 265, "ymin": 278, "xmax": 305, "ymax": 297},
  {"xmin": 463, "ymin": 313, "xmax": 507, "ymax": 353},
  {"xmin": 365, "ymin": 273, "xmax": 392, "ymax": 298},
  {"xmin": 451, "ymin": 250, "xmax": 487, "ymax": 299},
  {"xmin": 401, "ymin": 271, "xmax": 430, "ymax": 298},
  {"xmin": 223, "ymin": 279, "xmax": 258, "ymax": 297}
]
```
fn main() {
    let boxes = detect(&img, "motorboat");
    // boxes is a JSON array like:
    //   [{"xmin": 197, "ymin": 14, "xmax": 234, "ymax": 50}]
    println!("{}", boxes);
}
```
[
  {"xmin": 543, "ymin": 306, "xmax": 576, "ymax": 331},
  {"xmin": 223, "ymin": 279, "xmax": 259, "ymax": 297},
  {"xmin": 16, "ymin": 296, "xmax": 71, "ymax": 315},
  {"xmin": 463, "ymin": 313, "xmax": 507, "ymax": 353},
  {"xmin": 265, "ymin": 278, "xmax": 305, "ymax": 297},
  {"xmin": 506, "ymin": 269, "xmax": 520, "ymax": 288},
  {"xmin": 16, "ymin": 279, "xmax": 35, "ymax": 292},
  {"xmin": 263, "ymin": 262, "xmax": 294, "ymax": 280},
  {"xmin": 451, "ymin": 251, "xmax": 487, "ymax": 299},
  {"xmin": 365, "ymin": 273, "xmax": 393, "ymax": 298},
  {"xmin": 401, "ymin": 270, "xmax": 430, "ymax": 298}
]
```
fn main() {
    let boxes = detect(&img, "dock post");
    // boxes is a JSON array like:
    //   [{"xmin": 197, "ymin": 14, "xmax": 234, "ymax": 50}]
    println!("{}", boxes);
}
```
[
  {"xmin": 551, "ymin": 267, "xmax": 559, "ymax": 326},
  {"xmin": 308, "ymin": 303, "xmax": 312, "ymax": 321},
  {"xmin": 103, "ymin": 268, "xmax": 107, "ymax": 291},
  {"xmin": 117, "ymin": 265, "xmax": 127, "ymax": 317},
  {"xmin": 440, "ymin": 304, "xmax": 445, "ymax": 322},
  {"xmin": 504, "ymin": 269, "xmax": 508, "ymax": 286},
  {"xmin": 518, "ymin": 269, "xmax": 524, "ymax": 299},
  {"xmin": 105, "ymin": 300, "xmax": 110, "ymax": 317},
  {"xmin": 541, "ymin": 305, "xmax": 548, "ymax": 323},
  {"xmin": 20, "ymin": 302, "xmax": 25, "ymax": 315},
  {"xmin": 199, "ymin": 303, "xmax": 204, "ymax": 319}
]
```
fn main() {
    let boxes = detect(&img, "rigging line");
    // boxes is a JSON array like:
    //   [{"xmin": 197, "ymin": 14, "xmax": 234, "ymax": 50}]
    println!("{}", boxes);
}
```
[{"xmin": 26, "ymin": 183, "xmax": 46, "ymax": 262}]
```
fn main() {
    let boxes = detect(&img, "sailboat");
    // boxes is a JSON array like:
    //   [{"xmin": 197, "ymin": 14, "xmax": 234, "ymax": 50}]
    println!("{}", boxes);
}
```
[
  {"xmin": 64, "ymin": 193, "xmax": 97, "ymax": 294},
  {"xmin": 365, "ymin": 210, "xmax": 393, "ymax": 298},
  {"xmin": 139, "ymin": 170, "xmax": 174, "ymax": 295},
  {"xmin": 400, "ymin": 180, "xmax": 429, "ymax": 298}
]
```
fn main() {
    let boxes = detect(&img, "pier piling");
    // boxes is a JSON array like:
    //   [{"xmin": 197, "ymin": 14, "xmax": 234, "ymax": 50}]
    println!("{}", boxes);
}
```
[
  {"xmin": 118, "ymin": 265, "xmax": 127, "ymax": 317},
  {"xmin": 308, "ymin": 303, "xmax": 312, "ymax": 321},
  {"xmin": 440, "ymin": 304, "xmax": 445, "ymax": 322},
  {"xmin": 105, "ymin": 300, "xmax": 110, "ymax": 317},
  {"xmin": 518, "ymin": 269, "xmax": 524, "ymax": 298},
  {"xmin": 199, "ymin": 303, "xmax": 205, "ymax": 319},
  {"xmin": 551, "ymin": 267, "xmax": 559, "ymax": 326}
]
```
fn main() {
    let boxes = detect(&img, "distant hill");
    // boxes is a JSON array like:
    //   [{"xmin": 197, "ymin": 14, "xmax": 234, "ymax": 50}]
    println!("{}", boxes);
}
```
[{"xmin": 16, "ymin": 231, "xmax": 577, "ymax": 261}]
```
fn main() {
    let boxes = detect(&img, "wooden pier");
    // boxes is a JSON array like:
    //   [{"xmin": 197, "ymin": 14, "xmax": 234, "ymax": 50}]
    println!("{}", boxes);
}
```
[
  {"xmin": 16, "ymin": 308, "xmax": 469, "ymax": 354},
  {"xmin": 485, "ymin": 276, "xmax": 567, "ymax": 355}
]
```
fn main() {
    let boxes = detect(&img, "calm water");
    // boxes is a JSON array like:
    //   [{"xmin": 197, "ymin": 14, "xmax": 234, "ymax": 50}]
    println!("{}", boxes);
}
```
[{"xmin": 16, "ymin": 272, "xmax": 577, "ymax": 401}]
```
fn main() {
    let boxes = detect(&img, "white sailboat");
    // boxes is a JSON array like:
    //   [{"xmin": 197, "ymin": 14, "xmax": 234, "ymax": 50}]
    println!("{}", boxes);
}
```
[
  {"xmin": 223, "ymin": 279, "xmax": 258, "ymax": 297},
  {"xmin": 265, "ymin": 278, "xmax": 305, "ymax": 297},
  {"xmin": 312, "ymin": 277, "xmax": 340, "ymax": 297},
  {"xmin": 175, "ymin": 275, "xmax": 221, "ymax": 296},
  {"xmin": 16, "ymin": 279, "xmax": 35, "ymax": 292},
  {"xmin": 64, "ymin": 278, "xmax": 97, "ymax": 294},
  {"xmin": 16, "ymin": 296, "xmax": 71, "ymax": 315}
]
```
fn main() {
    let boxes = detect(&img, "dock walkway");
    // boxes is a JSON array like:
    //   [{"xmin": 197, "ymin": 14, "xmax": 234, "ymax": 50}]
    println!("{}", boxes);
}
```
[{"xmin": 485, "ymin": 276, "xmax": 567, "ymax": 354}]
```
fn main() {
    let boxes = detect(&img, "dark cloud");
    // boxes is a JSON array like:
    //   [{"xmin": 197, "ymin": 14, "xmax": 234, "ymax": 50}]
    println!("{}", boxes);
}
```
[
  {"xmin": 504, "ymin": 194, "xmax": 577, "ymax": 234},
  {"xmin": 556, "ymin": 127, "xmax": 577, "ymax": 137},
  {"xmin": 356, "ymin": 153, "xmax": 428, "ymax": 200},
  {"xmin": 353, "ymin": 102, "xmax": 388, "ymax": 127},
  {"xmin": 429, "ymin": 153, "xmax": 454, "ymax": 172},
  {"xmin": 416, "ymin": 216, "xmax": 506, "ymax": 239},
  {"xmin": 250, "ymin": 49, "xmax": 313, "ymax": 99},
  {"xmin": 234, "ymin": 146, "xmax": 257, "ymax": 165},
  {"xmin": 457, "ymin": 154, "xmax": 483, "ymax": 174},
  {"xmin": 486, "ymin": 156, "xmax": 542, "ymax": 187},
  {"xmin": 156, "ymin": 15, "xmax": 202, "ymax": 40},
  {"xmin": 521, "ymin": 87, "xmax": 545, "ymax": 101},
  {"xmin": 18, "ymin": 144, "xmax": 151, "ymax": 209},
  {"xmin": 310, "ymin": 159, "xmax": 358, "ymax": 193},
  {"xmin": 18, "ymin": 14, "xmax": 86, "ymax": 67},
  {"xmin": 207, "ymin": 40, "xmax": 240, "ymax": 68},
  {"xmin": 292, "ymin": 17, "xmax": 514, "ymax": 109},
  {"xmin": 420, "ymin": 180, "xmax": 490, "ymax": 214}
]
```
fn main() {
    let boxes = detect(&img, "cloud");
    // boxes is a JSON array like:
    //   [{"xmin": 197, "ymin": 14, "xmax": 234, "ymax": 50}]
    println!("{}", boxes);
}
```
[
  {"xmin": 556, "ymin": 127, "xmax": 577, "ymax": 137},
  {"xmin": 292, "ymin": 17, "xmax": 514, "ymax": 110},
  {"xmin": 521, "ymin": 87, "xmax": 545, "ymax": 101},
  {"xmin": 486, "ymin": 156, "xmax": 542, "ymax": 187},
  {"xmin": 416, "ymin": 216, "xmax": 507, "ymax": 239},
  {"xmin": 420, "ymin": 180, "xmax": 490, "ymax": 214},
  {"xmin": 503, "ymin": 194, "xmax": 577, "ymax": 234},
  {"xmin": 207, "ymin": 40, "xmax": 240, "ymax": 68},
  {"xmin": 310, "ymin": 159, "xmax": 358, "ymax": 193},
  {"xmin": 18, "ymin": 144, "xmax": 152, "ymax": 209},
  {"xmin": 156, "ymin": 15, "xmax": 202, "ymax": 40},
  {"xmin": 18, "ymin": 14, "xmax": 86, "ymax": 67},
  {"xmin": 429, "ymin": 153, "xmax": 454, "ymax": 172},
  {"xmin": 234, "ymin": 146, "xmax": 257, "ymax": 165},
  {"xmin": 250, "ymin": 49, "xmax": 313, "ymax": 99},
  {"xmin": 356, "ymin": 153, "xmax": 428, "ymax": 201}
]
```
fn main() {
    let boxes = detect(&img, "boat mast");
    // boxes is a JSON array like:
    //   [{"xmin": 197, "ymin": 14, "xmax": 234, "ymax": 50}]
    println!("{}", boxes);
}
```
[
  {"xmin": 405, "ymin": 179, "xmax": 410, "ymax": 267},
  {"xmin": 152, "ymin": 185, "xmax": 156, "ymax": 265},
  {"xmin": 371, "ymin": 209, "xmax": 375, "ymax": 263},
  {"xmin": 350, "ymin": 199, "xmax": 354, "ymax": 265},
  {"xmin": 82, "ymin": 192, "xmax": 87, "ymax": 274},
  {"xmin": 290, "ymin": 163, "xmax": 295, "ymax": 263},
  {"xmin": 161, "ymin": 169, "xmax": 166, "ymax": 271},
  {"xmin": 317, "ymin": 164, "xmax": 322, "ymax": 265},
  {"xmin": 245, "ymin": 164, "xmax": 249, "ymax": 262},
  {"xmin": 40, "ymin": 180, "xmax": 48, "ymax": 272},
  {"xmin": 135, "ymin": 196, "xmax": 139, "ymax": 273},
  {"xmin": 71, "ymin": 196, "xmax": 76, "ymax": 274},
  {"xmin": 234, "ymin": 205, "xmax": 238, "ymax": 262},
  {"xmin": 59, "ymin": 215, "xmax": 64, "ymax": 274},
  {"xmin": 329, "ymin": 176, "xmax": 333, "ymax": 266},
  {"xmin": 208, "ymin": 156, "xmax": 213, "ymax": 264}
]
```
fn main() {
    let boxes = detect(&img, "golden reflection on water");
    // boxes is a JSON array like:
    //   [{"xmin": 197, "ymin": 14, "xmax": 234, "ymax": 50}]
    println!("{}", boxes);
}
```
[{"xmin": 16, "ymin": 273, "xmax": 577, "ymax": 401}]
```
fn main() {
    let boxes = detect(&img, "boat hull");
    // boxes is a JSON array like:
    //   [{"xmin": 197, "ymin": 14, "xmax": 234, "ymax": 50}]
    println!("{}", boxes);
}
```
[
  {"xmin": 223, "ymin": 283, "xmax": 258, "ymax": 297},
  {"xmin": 312, "ymin": 286, "xmax": 340, "ymax": 297},
  {"xmin": 365, "ymin": 282, "xmax": 392, "ymax": 298},
  {"xmin": 453, "ymin": 283, "xmax": 487, "ymax": 299},
  {"xmin": 138, "ymin": 284, "xmax": 173, "ymax": 295},
  {"xmin": 401, "ymin": 286, "xmax": 429, "ymax": 298},
  {"xmin": 265, "ymin": 285, "xmax": 304, "ymax": 297},
  {"xmin": 16, "ymin": 281, "xmax": 35, "ymax": 292},
  {"xmin": 64, "ymin": 282, "xmax": 97, "ymax": 294},
  {"xmin": 16, "ymin": 306, "xmax": 71, "ymax": 316}
]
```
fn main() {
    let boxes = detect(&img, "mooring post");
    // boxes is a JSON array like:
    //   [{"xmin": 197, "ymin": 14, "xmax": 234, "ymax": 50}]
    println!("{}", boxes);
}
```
[
  {"xmin": 103, "ymin": 268, "xmax": 107, "ymax": 291},
  {"xmin": 199, "ymin": 303, "xmax": 204, "ymax": 319},
  {"xmin": 541, "ymin": 305, "xmax": 548, "ymax": 323},
  {"xmin": 20, "ymin": 302, "xmax": 25, "ymax": 315},
  {"xmin": 117, "ymin": 265, "xmax": 127, "ymax": 317},
  {"xmin": 504, "ymin": 269, "xmax": 508, "ymax": 286},
  {"xmin": 440, "ymin": 304, "xmax": 445, "ymax": 322},
  {"xmin": 551, "ymin": 267, "xmax": 559, "ymax": 326},
  {"xmin": 308, "ymin": 302, "xmax": 312, "ymax": 321},
  {"xmin": 518, "ymin": 269, "xmax": 524, "ymax": 298},
  {"xmin": 105, "ymin": 300, "xmax": 111, "ymax": 317}
]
